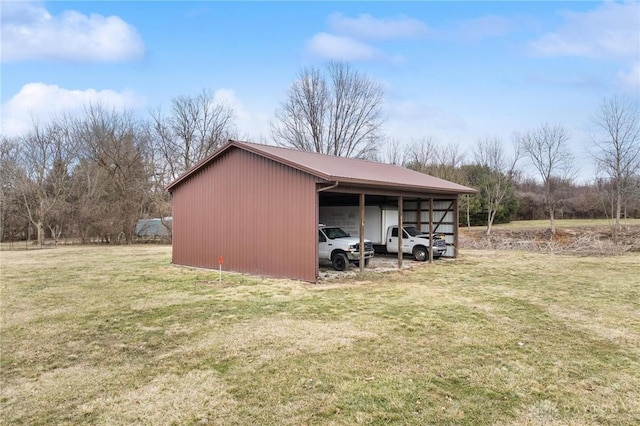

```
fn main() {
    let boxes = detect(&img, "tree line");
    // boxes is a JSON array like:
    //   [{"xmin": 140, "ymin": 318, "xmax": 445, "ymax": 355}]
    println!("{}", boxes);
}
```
[
  {"xmin": 1, "ymin": 92, "xmax": 236, "ymax": 246},
  {"xmin": 1, "ymin": 62, "xmax": 639, "ymax": 245}
]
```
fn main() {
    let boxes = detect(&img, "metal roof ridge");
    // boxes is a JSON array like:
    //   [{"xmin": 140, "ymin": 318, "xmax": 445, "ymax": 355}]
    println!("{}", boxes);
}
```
[
  {"xmin": 230, "ymin": 140, "xmax": 334, "ymax": 181},
  {"xmin": 165, "ymin": 141, "xmax": 235, "ymax": 191},
  {"xmin": 166, "ymin": 140, "xmax": 335, "ymax": 191},
  {"xmin": 166, "ymin": 140, "xmax": 477, "ymax": 194},
  {"xmin": 232, "ymin": 141, "xmax": 476, "ymax": 193},
  {"xmin": 233, "ymin": 139, "xmax": 391, "ymax": 166}
]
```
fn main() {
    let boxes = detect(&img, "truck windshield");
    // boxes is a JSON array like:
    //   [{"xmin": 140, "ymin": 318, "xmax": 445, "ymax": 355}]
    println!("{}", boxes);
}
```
[
  {"xmin": 323, "ymin": 227, "xmax": 349, "ymax": 239},
  {"xmin": 404, "ymin": 226, "xmax": 422, "ymax": 237}
]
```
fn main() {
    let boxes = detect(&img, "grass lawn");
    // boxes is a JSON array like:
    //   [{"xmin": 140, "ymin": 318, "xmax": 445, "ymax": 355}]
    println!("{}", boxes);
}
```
[{"xmin": 1, "ymin": 245, "xmax": 639, "ymax": 425}]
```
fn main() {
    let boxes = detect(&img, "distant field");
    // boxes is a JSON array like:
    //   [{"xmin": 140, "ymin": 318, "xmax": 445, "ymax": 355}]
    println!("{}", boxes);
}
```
[
  {"xmin": 469, "ymin": 218, "xmax": 640, "ymax": 231},
  {"xmin": 1, "ymin": 246, "xmax": 639, "ymax": 425}
]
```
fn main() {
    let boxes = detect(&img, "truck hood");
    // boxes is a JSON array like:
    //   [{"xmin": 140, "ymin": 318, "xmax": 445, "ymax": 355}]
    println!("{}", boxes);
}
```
[{"xmin": 335, "ymin": 237, "xmax": 371, "ymax": 245}]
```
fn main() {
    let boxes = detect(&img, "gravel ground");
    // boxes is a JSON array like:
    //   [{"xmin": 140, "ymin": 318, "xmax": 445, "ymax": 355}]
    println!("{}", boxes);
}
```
[{"xmin": 318, "ymin": 254, "xmax": 451, "ymax": 281}]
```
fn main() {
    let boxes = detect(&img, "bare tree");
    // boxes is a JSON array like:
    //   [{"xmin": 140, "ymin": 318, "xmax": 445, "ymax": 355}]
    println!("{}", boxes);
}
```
[
  {"xmin": 68, "ymin": 158, "xmax": 110, "ymax": 243},
  {"xmin": 150, "ymin": 90, "xmax": 235, "ymax": 234},
  {"xmin": 590, "ymin": 95, "xmax": 640, "ymax": 234},
  {"xmin": 15, "ymin": 118, "xmax": 77, "ymax": 246},
  {"xmin": 0, "ymin": 136, "xmax": 24, "ymax": 242},
  {"xmin": 380, "ymin": 138, "xmax": 405, "ymax": 165},
  {"xmin": 42, "ymin": 156, "xmax": 74, "ymax": 245},
  {"xmin": 473, "ymin": 136, "xmax": 520, "ymax": 234},
  {"xmin": 405, "ymin": 137, "xmax": 439, "ymax": 170},
  {"xmin": 74, "ymin": 104, "xmax": 152, "ymax": 244},
  {"xmin": 405, "ymin": 138, "xmax": 474, "ymax": 228},
  {"xmin": 520, "ymin": 123, "xmax": 575, "ymax": 233},
  {"xmin": 272, "ymin": 61, "xmax": 384, "ymax": 159},
  {"xmin": 405, "ymin": 138, "xmax": 466, "ymax": 183},
  {"xmin": 151, "ymin": 89, "xmax": 236, "ymax": 184}
]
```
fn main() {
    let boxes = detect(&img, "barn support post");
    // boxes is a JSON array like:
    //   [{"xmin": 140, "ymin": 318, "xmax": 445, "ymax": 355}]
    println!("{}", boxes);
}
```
[
  {"xmin": 359, "ymin": 193, "xmax": 365, "ymax": 273},
  {"xmin": 397, "ymin": 196, "xmax": 403, "ymax": 269},
  {"xmin": 429, "ymin": 197, "xmax": 434, "ymax": 263},
  {"xmin": 453, "ymin": 196, "xmax": 459, "ymax": 258},
  {"xmin": 315, "ymin": 191, "xmax": 320, "ymax": 281}
]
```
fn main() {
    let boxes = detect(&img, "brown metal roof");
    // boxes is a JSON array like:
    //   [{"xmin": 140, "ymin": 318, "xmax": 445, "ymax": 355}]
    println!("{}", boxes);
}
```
[{"xmin": 166, "ymin": 140, "xmax": 477, "ymax": 194}]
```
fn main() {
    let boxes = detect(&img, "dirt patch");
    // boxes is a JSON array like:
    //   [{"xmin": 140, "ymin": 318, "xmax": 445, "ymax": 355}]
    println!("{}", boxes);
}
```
[{"xmin": 460, "ymin": 225, "xmax": 640, "ymax": 255}]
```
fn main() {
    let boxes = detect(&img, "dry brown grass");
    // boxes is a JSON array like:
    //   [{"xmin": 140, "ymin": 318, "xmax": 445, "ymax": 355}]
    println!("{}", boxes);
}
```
[{"xmin": 1, "ymin": 245, "xmax": 639, "ymax": 425}]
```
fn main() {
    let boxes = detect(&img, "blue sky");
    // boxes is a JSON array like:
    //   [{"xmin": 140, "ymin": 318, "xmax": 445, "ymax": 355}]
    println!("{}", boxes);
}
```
[{"xmin": 1, "ymin": 1, "xmax": 639, "ymax": 180}]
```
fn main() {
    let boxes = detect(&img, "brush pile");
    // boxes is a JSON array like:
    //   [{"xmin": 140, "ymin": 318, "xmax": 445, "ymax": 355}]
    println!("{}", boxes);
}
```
[{"xmin": 460, "ymin": 225, "xmax": 640, "ymax": 255}]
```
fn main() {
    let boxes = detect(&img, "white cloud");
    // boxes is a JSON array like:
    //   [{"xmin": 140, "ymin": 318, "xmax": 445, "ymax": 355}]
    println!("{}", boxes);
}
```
[
  {"xmin": 0, "ymin": 0, "xmax": 46, "ymax": 23},
  {"xmin": 328, "ymin": 13, "xmax": 429, "ymax": 40},
  {"xmin": 617, "ymin": 62, "xmax": 640, "ymax": 91},
  {"xmin": 1, "ymin": 1, "xmax": 145, "ymax": 62},
  {"xmin": 384, "ymin": 99, "xmax": 469, "ymax": 141},
  {"xmin": 0, "ymin": 83, "xmax": 145, "ymax": 136},
  {"xmin": 529, "ymin": 1, "xmax": 640, "ymax": 60},
  {"xmin": 213, "ymin": 89, "xmax": 270, "ymax": 141},
  {"xmin": 307, "ymin": 13, "xmax": 427, "ymax": 62},
  {"xmin": 307, "ymin": 33, "xmax": 383, "ymax": 61},
  {"xmin": 453, "ymin": 15, "xmax": 516, "ymax": 41}
]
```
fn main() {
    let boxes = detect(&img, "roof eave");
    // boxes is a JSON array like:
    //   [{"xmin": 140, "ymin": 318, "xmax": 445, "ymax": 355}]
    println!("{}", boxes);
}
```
[
  {"xmin": 164, "ymin": 141, "xmax": 234, "ymax": 192},
  {"xmin": 326, "ymin": 177, "xmax": 478, "ymax": 194}
]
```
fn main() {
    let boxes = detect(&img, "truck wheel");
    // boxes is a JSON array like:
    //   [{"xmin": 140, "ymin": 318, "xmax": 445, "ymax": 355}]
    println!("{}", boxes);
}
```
[
  {"xmin": 413, "ymin": 246, "xmax": 428, "ymax": 262},
  {"xmin": 332, "ymin": 252, "xmax": 349, "ymax": 271}
]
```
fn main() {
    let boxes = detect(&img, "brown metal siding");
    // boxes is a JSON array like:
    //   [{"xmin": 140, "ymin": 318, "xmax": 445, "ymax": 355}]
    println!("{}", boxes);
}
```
[{"xmin": 172, "ymin": 148, "xmax": 321, "ymax": 282}]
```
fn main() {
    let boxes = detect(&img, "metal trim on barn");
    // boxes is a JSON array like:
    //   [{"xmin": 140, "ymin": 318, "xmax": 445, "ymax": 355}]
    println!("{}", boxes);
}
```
[{"xmin": 166, "ymin": 140, "xmax": 476, "ymax": 283}]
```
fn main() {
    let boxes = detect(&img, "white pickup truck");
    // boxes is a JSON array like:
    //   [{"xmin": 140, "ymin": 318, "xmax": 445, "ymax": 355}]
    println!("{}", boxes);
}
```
[
  {"xmin": 385, "ymin": 225, "xmax": 447, "ymax": 261},
  {"xmin": 319, "ymin": 225, "xmax": 375, "ymax": 271}
]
